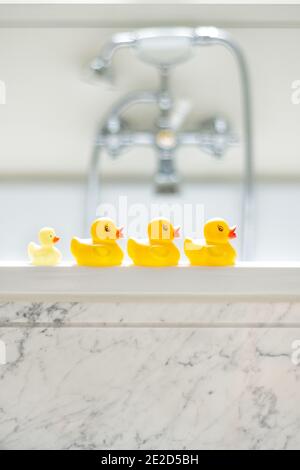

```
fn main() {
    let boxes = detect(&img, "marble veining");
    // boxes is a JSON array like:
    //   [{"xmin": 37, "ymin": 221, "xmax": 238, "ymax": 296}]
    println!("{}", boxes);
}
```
[
  {"xmin": 0, "ymin": 301, "xmax": 300, "ymax": 449},
  {"xmin": 1, "ymin": 301, "xmax": 300, "ymax": 325}
]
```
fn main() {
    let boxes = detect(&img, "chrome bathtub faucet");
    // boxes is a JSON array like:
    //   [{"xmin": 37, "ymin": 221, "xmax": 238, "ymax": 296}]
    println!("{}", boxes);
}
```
[{"xmin": 86, "ymin": 27, "xmax": 254, "ymax": 260}]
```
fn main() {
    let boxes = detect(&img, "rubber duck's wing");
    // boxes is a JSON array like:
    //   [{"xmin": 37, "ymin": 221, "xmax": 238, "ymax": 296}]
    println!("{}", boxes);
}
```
[
  {"xmin": 150, "ymin": 245, "xmax": 169, "ymax": 258},
  {"xmin": 207, "ymin": 245, "xmax": 223, "ymax": 257},
  {"xmin": 94, "ymin": 245, "xmax": 110, "ymax": 257}
]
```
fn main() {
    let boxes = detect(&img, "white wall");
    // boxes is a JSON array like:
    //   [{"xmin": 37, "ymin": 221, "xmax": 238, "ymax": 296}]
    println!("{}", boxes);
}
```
[{"xmin": 0, "ymin": 25, "xmax": 300, "ymax": 178}]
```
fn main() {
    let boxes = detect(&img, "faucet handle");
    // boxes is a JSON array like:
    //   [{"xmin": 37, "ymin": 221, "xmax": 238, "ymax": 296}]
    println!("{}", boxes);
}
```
[
  {"xmin": 200, "ymin": 116, "xmax": 230, "ymax": 135},
  {"xmin": 199, "ymin": 116, "xmax": 238, "ymax": 158},
  {"xmin": 167, "ymin": 99, "xmax": 191, "ymax": 131}
]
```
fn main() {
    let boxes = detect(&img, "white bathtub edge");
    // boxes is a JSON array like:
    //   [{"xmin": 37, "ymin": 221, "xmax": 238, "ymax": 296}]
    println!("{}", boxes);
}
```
[{"xmin": 0, "ymin": 262, "xmax": 299, "ymax": 298}]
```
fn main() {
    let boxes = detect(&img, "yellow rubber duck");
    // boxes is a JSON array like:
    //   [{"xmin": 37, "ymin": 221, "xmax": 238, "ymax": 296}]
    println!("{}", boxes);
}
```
[
  {"xmin": 28, "ymin": 227, "xmax": 62, "ymax": 266},
  {"xmin": 71, "ymin": 217, "xmax": 124, "ymax": 267},
  {"xmin": 127, "ymin": 218, "xmax": 180, "ymax": 267},
  {"xmin": 184, "ymin": 218, "xmax": 237, "ymax": 266}
]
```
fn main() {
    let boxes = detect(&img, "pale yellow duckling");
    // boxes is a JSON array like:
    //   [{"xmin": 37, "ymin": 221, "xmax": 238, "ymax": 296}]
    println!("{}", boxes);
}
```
[
  {"xmin": 127, "ymin": 218, "xmax": 180, "ymax": 267},
  {"xmin": 71, "ymin": 217, "xmax": 124, "ymax": 267},
  {"xmin": 184, "ymin": 218, "xmax": 237, "ymax": 266},
  {"xmin": 28, "ymin": 227, "xmax": 61, "ymax": 266}
]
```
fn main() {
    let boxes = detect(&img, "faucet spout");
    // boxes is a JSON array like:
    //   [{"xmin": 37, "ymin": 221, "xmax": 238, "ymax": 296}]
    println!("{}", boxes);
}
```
[{"xmin": 155, "ymin": 150, "xmax": 180, "ymax": 194}]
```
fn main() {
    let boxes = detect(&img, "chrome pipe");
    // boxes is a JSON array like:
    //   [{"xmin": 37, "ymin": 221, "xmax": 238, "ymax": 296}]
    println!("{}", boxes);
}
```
[
  {"xmin": 195, "ymin": 27, "xmax": 254, "ymax": 260},
  {"xmin": 85, "ymin": 143, "xmax": 101, "ymax": 234}
]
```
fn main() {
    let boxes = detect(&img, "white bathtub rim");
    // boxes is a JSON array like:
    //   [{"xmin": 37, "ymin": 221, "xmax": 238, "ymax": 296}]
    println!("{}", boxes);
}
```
[{"xmin": 0, "ymin": 262, "xmax": 300, "ymax": 299}]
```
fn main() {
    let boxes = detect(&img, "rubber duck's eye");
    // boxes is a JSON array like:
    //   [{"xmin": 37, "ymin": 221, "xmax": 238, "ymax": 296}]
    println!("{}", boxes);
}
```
[
  {"xmin": 104, "ymin": 225, "xmax": 110, "ymax": 233},
  {"xmin": 50, "ymin": 234, "xmax": 53, "ymax": 238},
  {"xmin": 217, "ymin": 225, "xmax": 224, "ymax": 232},
  {"xmin": 162, "ymin": 224, "xmax": 168, "ymax": 231}
]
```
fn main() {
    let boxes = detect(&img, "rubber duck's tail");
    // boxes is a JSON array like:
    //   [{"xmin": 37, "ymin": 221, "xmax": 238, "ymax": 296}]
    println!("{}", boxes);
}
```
[
  {"xmin": 127, "ymin": 239, "xmax": 138, "ymax": 263},
  {"xmin": 184, "ymin": 238, "xmax": 193, "ymax": 252},
  {"xmin": 70, "ymin": 237, "xmax": 81, "ymax": 259},
  {"xmin": 27, "ymin": 242, "xmax": 36, "ymax": 261}
]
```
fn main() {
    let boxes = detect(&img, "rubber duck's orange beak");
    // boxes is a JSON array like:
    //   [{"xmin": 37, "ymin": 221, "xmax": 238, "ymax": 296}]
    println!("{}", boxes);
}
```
[
  {"xmin": 174, "ymin": 227, "xmax": 180, "ymax": 238},
  {"xmin": 53, "ymin": 236, "xmax": 60, "ymax": 244},
  {"xmin": 228, "ymin": 226, "xmax": 237, "ymax": 239},
  {"xmin": 116, "ymin": 227, "xmax": 124, "ymax": 239}
]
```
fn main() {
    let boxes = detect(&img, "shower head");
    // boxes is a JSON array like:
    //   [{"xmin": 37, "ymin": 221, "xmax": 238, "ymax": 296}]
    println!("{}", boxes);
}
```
[
  {"xmin": 88, "ymin": 26, "xmax": 242, "ymax": 84},
  {"xmin": 88, "ymin": 28, "xmax": 198, "ymax": 83},
  {"xmin": 133, "ymin": 28, "xmax": 195, "ymax": 67}
]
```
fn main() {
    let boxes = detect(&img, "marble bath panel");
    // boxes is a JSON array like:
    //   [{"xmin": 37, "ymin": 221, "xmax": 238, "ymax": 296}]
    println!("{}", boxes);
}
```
[
  {"xmin": 0, "ymin": 326, "xmax": 300, "ymax": 450},
  {"xmin": 1, "ymin": 301, "xmax": 300, "ymax": 325}
]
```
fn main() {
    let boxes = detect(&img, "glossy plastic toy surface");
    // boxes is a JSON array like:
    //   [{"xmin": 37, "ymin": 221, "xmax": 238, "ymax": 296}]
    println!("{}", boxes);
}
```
[
  {"xmin": 28, "ymin": 227, "xmax": 62, "ymax": 266},
  {"xmin": 184, "ymin": 218, "xmax": 237, "ymax": 266},
  {"xmin": 127, "ymin": 218, "xmax": 180, "ymax": 267},
  {"xmin": 71, "ymin": 218, "xmax": 124, "ymax": 267}
]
